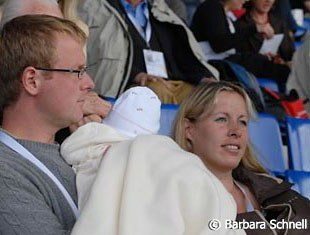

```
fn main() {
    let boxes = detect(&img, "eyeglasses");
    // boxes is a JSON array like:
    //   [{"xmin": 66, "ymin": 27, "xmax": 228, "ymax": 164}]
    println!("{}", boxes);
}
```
[{"xmin": 35, "ymin": 66, "xmax": 88, "ymax": 79}]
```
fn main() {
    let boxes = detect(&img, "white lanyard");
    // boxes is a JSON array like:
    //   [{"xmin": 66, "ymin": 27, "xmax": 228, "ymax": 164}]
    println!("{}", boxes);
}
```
[
  {"xmin": 0, "ymin": 131, "xmax": 79, "ymax": 219},
  {"xmin": 126, "ymin": 7, "xmax": 152, "ymax": 46}
]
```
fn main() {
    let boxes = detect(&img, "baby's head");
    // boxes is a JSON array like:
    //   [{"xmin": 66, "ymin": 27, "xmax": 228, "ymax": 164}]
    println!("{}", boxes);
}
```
[{"xmin": 102, "ymin": 87, "xmax": 161, "ymax": 138}]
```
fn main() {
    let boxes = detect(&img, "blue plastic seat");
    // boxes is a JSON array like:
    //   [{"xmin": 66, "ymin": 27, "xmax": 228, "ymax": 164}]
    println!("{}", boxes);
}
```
[
  {"xmin": 257, "ymin": 78, "xmax": 279, "ymax": 92},
  {"xmin": 248, "ymin": 113, "xmax": 286, "ymax": 173},
  {"xmin": 158, "ymin": 104, "xmax": 179, "ymax": 136},
  {"xmin": 285, "ymin": 170, "xmax": 310, "ymax": 199},
  {"xmin": 286, "ymin": 117, "xmax": 310, "ymax": 171}
]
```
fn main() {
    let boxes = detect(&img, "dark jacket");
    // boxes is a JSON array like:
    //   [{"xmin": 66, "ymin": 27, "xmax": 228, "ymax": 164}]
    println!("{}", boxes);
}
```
[
  {"xmin": 234, "ymin": 167, "xmax": 310, "ymax": 235},
  {"xmin": 191, "ymin": 0, "xmax": 257, "ymax": 53}
]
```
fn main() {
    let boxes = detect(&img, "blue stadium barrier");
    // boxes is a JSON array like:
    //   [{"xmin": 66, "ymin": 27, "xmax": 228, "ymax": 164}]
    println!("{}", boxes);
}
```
[
  {"xmin": 286, "ymin": 117, "xmax": 310, "ymax": 171},
  {"xmin": 248, "ymin": 113, "xmax": 287, "ymax": 173},
  {"xmin": 286, "ymin": 170, "xmax": 310, "ymax": 199}
]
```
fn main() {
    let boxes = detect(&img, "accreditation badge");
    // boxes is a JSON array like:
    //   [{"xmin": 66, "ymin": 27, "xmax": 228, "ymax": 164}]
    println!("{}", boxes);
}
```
[{"xmin": 143, "ymin": 49, "xmax": 168, "ymax": 78}]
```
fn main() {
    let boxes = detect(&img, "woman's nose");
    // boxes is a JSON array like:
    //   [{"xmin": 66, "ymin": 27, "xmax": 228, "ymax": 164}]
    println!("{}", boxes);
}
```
[{"xmin": 227, "ymin": 123, "xmax": 242, "ymax": 138}]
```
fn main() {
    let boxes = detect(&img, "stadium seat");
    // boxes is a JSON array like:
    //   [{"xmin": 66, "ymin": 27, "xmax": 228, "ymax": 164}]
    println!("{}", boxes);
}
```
[
  {"xmin": 158, "ymin": 104, "xmax": 179, "ymax": 136},
  {"xmin": 248, "ymin": 113, "xmax": 287, "ymax": 173},
  {"xmin": 286, "ymin": 117, "xmax": 310, "ymax": 171},
  {"xmin": 286, "ymin": 170, "xmax": 310, "ymax": 199}
]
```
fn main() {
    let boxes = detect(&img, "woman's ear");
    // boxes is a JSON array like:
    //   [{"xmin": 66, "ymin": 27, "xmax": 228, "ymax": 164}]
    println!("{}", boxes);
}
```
[
  {"xmin": 21, "ymin": 66, "xmax": 41, "ymax": 95},
  {"xmin": 184, "ymin": 118, "xmax": 194, "ymax": 142}
]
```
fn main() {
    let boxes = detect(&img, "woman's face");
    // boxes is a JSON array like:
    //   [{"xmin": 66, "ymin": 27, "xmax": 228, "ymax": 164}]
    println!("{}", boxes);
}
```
[
  {"xmin": 224, "ymin": 0, "xmax": 246, "ymax": 11},
  {"xmin": 185, "ymin": 91, "xmax": 249, "ymax": 174},
  {"xmin": 251, "ymin": 0, "xmax": 275, "ymax": 14}
]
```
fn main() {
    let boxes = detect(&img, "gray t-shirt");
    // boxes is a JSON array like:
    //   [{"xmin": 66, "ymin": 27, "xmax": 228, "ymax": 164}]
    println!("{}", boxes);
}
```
[{"xmin": 0, "ymin": 136, "xmax": 77, "ymax": 235}]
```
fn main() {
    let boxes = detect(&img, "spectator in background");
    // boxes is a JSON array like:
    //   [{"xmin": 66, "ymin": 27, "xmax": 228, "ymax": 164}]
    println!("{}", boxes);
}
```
[
  {"xmin": 172, "ymin": 81, "xmax": 310, "ymax": 234},
  {"xmin": 0, "ymin": 14, "xmax": 93, "ymax": 234},
  {"xmin": 238, "ymin": 0, "xmax": 295, "ymax": 66},
  {"xmin": 191, "ymin": 0, "xmax": 291, "ymax": 86},
  {"xmin": 0, "ymin": 0, "xmax": 112, "ymax": 142},
  {"xmin": 79, "ymin": 0, "xmax": 219, "ymax": 104}
]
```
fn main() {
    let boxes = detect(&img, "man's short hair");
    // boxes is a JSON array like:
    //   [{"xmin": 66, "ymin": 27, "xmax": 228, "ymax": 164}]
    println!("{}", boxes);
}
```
[{"xmin": 0, "ymin": 14, "xmax": 87, "ymax": 113}]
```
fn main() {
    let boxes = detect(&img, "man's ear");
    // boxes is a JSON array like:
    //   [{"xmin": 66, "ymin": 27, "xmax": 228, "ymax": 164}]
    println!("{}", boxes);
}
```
[{"xmin": 21, "ymin": 66, "xmax": 41, "ymax": 95}]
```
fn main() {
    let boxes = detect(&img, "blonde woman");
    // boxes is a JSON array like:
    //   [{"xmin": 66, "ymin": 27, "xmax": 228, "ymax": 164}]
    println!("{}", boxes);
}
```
[{"xmin": 173, "ymin": 81, "xmax": 310, "ymax": 234}]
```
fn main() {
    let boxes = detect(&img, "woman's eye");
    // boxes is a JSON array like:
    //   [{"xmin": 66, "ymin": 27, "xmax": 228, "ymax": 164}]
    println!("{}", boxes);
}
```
[
  {"xmin": 239, "ymin": 120, "xmax": 248, "ymax": 126},
  {"xmin": 215, "ymin": 117, "xmax": 227, "ymax": 122}
]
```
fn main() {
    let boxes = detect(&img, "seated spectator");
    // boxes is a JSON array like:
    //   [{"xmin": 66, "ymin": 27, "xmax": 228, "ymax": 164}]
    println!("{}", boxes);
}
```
[
  {"xmin": 0, "ymin": 0, "xmax": 113, "ymax": 143},
  {"xmin": 172, "ymin": 81, "xmax": 310, "ymax": 234},
  {"xmin": 287, "ymin": 35, "xmax": 310, "ymax": 114},
  {"xmin": 0, "ymin": 14, "xmax": 93, "ymax": 234},
  {"xmin": 60, "ymin": 91, "xmax": 245, "ymax": 235},
  {"xmin": 79, "ymin": 0, "xmax": 219, "ymax": 104},
  {"xmin": 191, "ymin": 0, "xmax": 291, "ymax": 86},
  {"xmin": 238, "ymin": 0, "xmax": 295, "ymax": 67}
]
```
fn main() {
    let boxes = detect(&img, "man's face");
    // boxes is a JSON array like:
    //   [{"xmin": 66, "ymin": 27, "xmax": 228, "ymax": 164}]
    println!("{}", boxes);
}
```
[{"xmin": 36, "ymin": 33, "xmax": 94, "ymax": 129}]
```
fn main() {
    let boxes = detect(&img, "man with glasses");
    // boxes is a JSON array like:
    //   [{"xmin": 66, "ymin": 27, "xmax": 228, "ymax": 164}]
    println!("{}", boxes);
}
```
[
  {"xmin": 0, "ymin": 15, "xmax": 93, "ymax": 234},
  {"xmin": 0, "ymin": 0, "xmax": 112, "ymax": 144}
]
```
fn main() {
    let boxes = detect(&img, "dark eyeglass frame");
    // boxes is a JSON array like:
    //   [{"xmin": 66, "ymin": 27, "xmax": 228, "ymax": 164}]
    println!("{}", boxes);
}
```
[{"xmin": 35, "ymin": 66, "xmax": 88, "ymax": 79}]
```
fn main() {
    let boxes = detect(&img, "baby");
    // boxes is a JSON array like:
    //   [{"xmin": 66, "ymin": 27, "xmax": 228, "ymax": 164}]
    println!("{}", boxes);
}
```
[{"xmin": 61, "ymin": 86, "xmax": 161, "ymax": 208}]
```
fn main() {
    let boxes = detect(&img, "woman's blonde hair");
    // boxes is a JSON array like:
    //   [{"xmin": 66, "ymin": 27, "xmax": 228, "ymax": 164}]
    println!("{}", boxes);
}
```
[
  {"xmin": 172, "ymin": 81, "xmax": 267, "ymax": 174},
  {"xmin": 58, "ymin": 0, "xmax": 89, "ymax": 35}
]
